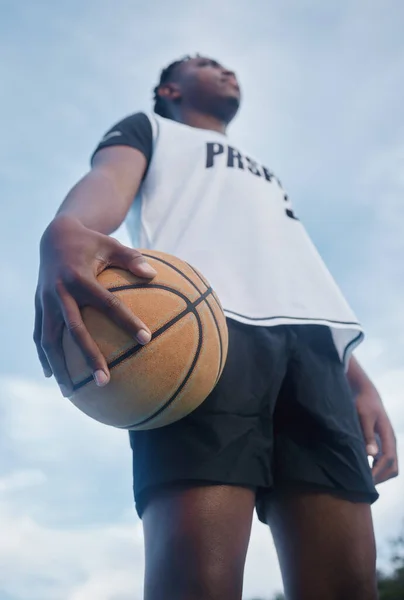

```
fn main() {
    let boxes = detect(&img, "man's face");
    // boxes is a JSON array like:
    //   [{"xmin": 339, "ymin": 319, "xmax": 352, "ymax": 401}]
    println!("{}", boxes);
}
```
[{"xmin": 173, "ymin": 57, "xmax": 241, "ymax": 122}]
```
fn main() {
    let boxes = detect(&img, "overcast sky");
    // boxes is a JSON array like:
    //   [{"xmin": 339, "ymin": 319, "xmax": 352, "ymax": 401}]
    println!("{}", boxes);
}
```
[{"xmin": 1, "ymin": 1, "xmax": 403, "ymax": 598}]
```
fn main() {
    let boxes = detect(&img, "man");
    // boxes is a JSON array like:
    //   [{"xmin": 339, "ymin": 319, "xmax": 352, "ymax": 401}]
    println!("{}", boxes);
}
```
[{"xmin": 34, "ymin": 55, "xmax": 398, "ymax": 599}]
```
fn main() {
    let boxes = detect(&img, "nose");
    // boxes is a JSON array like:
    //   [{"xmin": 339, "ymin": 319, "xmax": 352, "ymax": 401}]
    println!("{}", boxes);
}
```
[{"xmin": 222, "ymin": 68, "xmax": 236, "ymax": 79}]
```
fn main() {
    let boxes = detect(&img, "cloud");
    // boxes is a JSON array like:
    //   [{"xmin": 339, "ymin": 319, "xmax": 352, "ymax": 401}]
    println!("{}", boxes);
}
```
[
  {"xmin": 0, "ymin": 375, "xmax": 283, "ymax": 599},
  {"xmin": 1, "ymin": 1, "xmax": 403, "ymax": 598},
  {"xmin": 0, "ymin": 504, "xmax": 144, "ymax": 600},
  {"xmin": 0, "ymin": 371, "xmax": 403, "ymax": 599},
  {"xmin": 0, "ymin": 376, "xmax": 143, "ymax": 600},
  {"xmin": 0, "ymin": 469, "xmax": 46, "ymax": 494}
]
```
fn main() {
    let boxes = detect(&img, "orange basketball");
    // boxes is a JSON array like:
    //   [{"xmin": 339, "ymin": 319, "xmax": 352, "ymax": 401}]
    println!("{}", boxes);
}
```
[{"xmin": 62, "ymin": 250, "xmax": 228, "ymax": 430}]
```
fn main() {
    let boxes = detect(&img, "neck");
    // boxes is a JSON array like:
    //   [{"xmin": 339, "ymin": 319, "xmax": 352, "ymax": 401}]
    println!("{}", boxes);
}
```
[{"xmin": 173, "ymin": 107, "xmax": 227, "ymax": 134}]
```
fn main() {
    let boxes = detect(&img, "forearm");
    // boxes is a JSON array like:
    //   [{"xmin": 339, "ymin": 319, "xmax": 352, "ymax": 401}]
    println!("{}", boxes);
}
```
[
  {"xmin": 56, "ymin": 169, "xmax": 129, "ymax": 235},
  {"xmin": 347, "ymin": 355, "xmax": 377, "ymax": 395}
]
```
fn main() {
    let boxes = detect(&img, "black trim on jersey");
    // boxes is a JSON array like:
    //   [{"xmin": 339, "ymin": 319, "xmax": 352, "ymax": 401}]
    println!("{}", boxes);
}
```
[
  {"xmin": 223, "ymin": 309, "xmax": 361, "ymax": 328},
  {"xmin": 91, "ymin": 112, "xmax": 153, "ymax": 178},
  {"xmin": 342, "ymin": 331, "xmax": 364, "ymax": 364}
]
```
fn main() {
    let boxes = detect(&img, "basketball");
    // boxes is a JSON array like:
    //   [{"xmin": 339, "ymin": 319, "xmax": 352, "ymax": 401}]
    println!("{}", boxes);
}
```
[{"xmin": 62, "ymin": 249, "xmax": 229, "ymax": 430}]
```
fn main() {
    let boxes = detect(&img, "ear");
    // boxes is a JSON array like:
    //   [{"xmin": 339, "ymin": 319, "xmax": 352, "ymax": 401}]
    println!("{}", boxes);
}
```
[{"xmin": 157, "ymin": 82, "xmax": 182, "ymax": 102}]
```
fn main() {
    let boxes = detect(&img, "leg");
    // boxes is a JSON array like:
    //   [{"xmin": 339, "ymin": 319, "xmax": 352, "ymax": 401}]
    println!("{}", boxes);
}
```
[
  {"xmin": 132, "ymin": 321, "xmax": 288, "ymax": 598},
  {"xmin": 142, "ymin": 483, "xmax": 255, "ymax": 600},
  {"xmin": 266, "ymin": 490, "xmax": 377, "ymax": 600},
  {"xmin": 258, "ymin": 326, "xmax": 380, "ymax": 598}
]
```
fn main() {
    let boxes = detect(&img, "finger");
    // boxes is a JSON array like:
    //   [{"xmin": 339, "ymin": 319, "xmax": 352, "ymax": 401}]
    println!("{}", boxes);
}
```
[
  {"xmin": 41, "ymin": 300, "xmax": 74, "ymax": 397},
  {"xmin": 33, "ymin": 296, "xmax": 52, "ymax": 377},
  {"xmin": 86, "ymin": 281, "xmax": 152, "ymax": 345},
  {"xmin": 60, "ymin": 291, "xmax": 110, "ymax": 387},
  {"xmin": 372, "ymin": 417, "xmax": 398, "ymax": 484},
  {"xmin": 374, "ymin": 466, "xmax": 398, "ymax": 485},
  {"xmin": 357, "ymin": 410, "xmax": 379, "ymax": 457},
  {"xmin": 373, "ymin": 455, "xmax": 399, "ymax": 484},
  {"xmin": 110, "ymin": 245, "xmax": 157, "ymax": 279},
  {"xmin": 373, "ymin": 455, "xmax": 393, "ymax": 485}
]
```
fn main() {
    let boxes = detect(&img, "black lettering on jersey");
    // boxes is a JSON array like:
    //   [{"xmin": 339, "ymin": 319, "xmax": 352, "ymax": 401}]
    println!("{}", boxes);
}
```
[
  {"xmin": 262, "ymin": 167, "xmax": 274, "ymax": 182},
  {"xmin": 227, "ymin": 146, "xmax": 244, "ymax": 169},
  {"xmin": 205, "ymin": 142, "xmax": 298, "ymax": 222},
  {"xmin": 246, "ymin": 157, "xmax": 261, "ymax": 176},
  {"xmin": 284, "ymin": 194, "xmax": 299, "ymax": 220},
  {"xmin": 206, "ymin": 143, "xmax": 225, "ymax": 168}
]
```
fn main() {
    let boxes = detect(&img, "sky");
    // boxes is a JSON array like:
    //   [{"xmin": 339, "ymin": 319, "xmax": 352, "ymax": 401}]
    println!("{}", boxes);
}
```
[{"xmin": 0, "ymin": 0, "xmax": 403, "ymax": 598}]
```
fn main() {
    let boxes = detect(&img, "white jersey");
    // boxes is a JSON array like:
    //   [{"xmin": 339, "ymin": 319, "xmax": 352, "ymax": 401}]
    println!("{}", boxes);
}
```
[{"xmin": 93, "ymin": 112, "xmax": 364, "ymax": 365}]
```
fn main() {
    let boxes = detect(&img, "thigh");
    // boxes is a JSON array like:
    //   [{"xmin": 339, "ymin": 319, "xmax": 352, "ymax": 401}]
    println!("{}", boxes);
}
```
[
  {"xmin": 266, "ymin": 491, "xmax": 378, "ymax": 600},
  {"xmin": 142, "ymin": 483, "xmax": 255, "ymax": 600}
]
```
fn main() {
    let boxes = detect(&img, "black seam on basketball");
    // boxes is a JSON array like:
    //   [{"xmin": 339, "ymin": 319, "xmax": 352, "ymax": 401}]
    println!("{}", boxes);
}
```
[
  {"xmin": 202, "ymin": 296, "xmax": 223, "ymax": 385},
  {"xmin": 121, "ymin": 309, "xmax": 204, "ymax": 428},
  {"xmin": 72, "ymin": 286, "xmax": 212, "ymax": 391},
  {"xmin": 185, "ymin": 265, "xmax": 224, "ymax": 381},
  {"xmin": 110, "ymin": 282, "xmax": 223, "ymax": 379},
  {"xmin": 211, "ymin": 291, "xmax": 222, "ymax": 311},
  {"xmin": 134, "ymin": 263, "xmax": 222, "ymax": 386},
  {"xmin": 187, "ymin": 264, "xmax": 209, "ymax": 291},
  {"xmin": 107, "ymin": 282, "xmax": 193, "ymax": 299},
  {"xmin": 142, "ymin": 253, "xmax": 204, "ymax": 295}
]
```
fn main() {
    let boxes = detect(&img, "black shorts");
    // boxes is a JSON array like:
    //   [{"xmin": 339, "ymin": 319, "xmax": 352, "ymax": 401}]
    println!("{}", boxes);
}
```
[{"xmin": 129, "ymin": 319, "xmax": 378, "ymax": 524}]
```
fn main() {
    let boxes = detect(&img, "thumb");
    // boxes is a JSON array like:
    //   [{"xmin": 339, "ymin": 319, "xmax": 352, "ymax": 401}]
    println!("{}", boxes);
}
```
[
  {"xmin": 358, "ymin": 411, "xmax": 379, "ymax": 456},
  {"xmin": 111, "ymin": 245, "xmax": 157, "ymax": 279}
]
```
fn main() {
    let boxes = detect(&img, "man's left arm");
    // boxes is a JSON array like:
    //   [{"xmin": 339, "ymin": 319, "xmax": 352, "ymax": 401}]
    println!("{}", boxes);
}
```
[{"xmin": 347, "ymin": 355, "xmax": 399, "ymax": 484}]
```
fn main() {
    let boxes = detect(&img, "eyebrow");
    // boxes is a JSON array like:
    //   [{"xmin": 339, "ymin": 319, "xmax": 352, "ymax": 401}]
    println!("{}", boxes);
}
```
[{"xmin": 198, "ymin": 58, "xmax": 222, "ymax": 68}]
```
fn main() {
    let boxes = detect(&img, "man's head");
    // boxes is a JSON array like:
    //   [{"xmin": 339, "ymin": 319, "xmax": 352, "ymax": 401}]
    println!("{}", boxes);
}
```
[{"xmin": 153, "ymin": 55, "xmax": 241, "ymax": 126}]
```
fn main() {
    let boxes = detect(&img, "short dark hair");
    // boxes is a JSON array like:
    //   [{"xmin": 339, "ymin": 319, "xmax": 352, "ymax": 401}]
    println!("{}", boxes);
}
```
[{"xmin": 153, "ymin": 55, "xmax": 195, "ymax": 118}]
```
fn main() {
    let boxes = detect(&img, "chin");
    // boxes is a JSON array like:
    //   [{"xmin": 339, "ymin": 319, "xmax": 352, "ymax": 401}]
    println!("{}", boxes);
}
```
[
  {"xmin": 225, "ymin": 94, "xmax": 241, "ymax": 110},
  {"xmin": 216, "ymin": 96, "xmax": 240, "ymax": 123}
]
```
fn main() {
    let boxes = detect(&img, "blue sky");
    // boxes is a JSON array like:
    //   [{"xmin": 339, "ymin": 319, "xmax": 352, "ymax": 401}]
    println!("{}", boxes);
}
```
[{"xmin": 1, "ymin": 1, "xmax": 403, "ymax": 598}]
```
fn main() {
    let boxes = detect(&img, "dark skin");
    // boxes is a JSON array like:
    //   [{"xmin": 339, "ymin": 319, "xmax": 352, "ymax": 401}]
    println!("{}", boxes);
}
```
[
  {"xmin": 35, "ymin": 56, "xmax": 398, "ymax": 599},
  {"xmin": 157, "ymin": 57, "xmax": 241, "ymax": 131}
]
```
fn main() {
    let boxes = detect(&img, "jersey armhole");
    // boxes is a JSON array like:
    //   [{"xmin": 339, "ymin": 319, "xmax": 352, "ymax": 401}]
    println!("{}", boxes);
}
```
[{"xmin": 143, "ymin": 111, "xmax": 159, "ymax": 148}]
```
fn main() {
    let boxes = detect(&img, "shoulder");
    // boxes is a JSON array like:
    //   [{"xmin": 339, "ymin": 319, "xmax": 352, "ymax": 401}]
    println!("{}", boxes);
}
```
[
  {"xmin": 101, "ymin": 112, "xmax": 153, "ymax": 139},
  {"xmin": 91, "ymin": 112, "xmax": 156, "ymax": 165}
]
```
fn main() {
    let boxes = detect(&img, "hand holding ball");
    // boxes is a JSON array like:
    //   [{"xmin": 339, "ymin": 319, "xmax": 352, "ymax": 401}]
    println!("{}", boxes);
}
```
[{"xmin": 62, "ymin": 250, "xmax": 228, "ymax": 430}]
